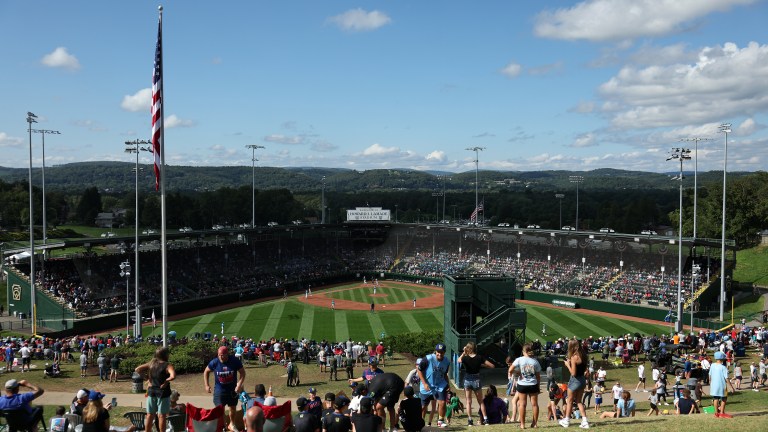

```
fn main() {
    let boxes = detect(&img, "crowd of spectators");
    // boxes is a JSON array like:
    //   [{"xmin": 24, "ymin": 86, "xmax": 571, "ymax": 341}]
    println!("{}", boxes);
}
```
[{"xmin": 8, "ymin": 226, "xmax": 723, "ymax": 318}]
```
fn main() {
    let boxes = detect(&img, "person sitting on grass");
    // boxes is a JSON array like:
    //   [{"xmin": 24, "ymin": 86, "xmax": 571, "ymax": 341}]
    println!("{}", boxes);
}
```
[
  {"xmin": 397, "ymin": 386, "xmax": 424, "ymax": 432},
  {"xmin": 599, "ymin": 390, "xmax": 635, "ymax": 419},
  {"xmin": 675, "ymin": 389, "xmax": 699, "ymax": 415},
  {"xmin": 481, "ymin": 384, "xmax": 508, "ymax": 425},
  {"xmin": 81, "ymin": 390, "xmax": 135, "ymax": 432},
  {"xmin": 50, "ymin": 406, "xmax": 70, "ymax": 432}
]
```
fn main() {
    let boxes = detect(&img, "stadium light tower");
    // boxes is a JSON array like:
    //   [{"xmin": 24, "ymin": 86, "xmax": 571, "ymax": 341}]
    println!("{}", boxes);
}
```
[
  {"xmin": 119, "ymin": 261, "xmax": 131, "ymax": 337},
  {"xmin": 30, "ymin": 128, "xmax": 60, "ymax": 250},
  {"xmin": 668, "ymin": 147, "xmax": 691, "ymax": 333},
  {"xmin": 125, "ymin": 139, "xmax": 151, "ymax": 337},
  {"xmin": 555, "ymin": 193, "xmax": 565, "ymax": 229},
  {"xmin": 569, "ymin": 176, "xmax": 584, "ymax": 230},
  {"xmin": 719, "ymin": 124, "xmax": 731, "ymax": 321},
  {"xmin": 466, "ymin": 147, "xmax": 485, "ymax": 225},
  {"xmin": 680, "ymin": 136, "xmax": 712, "ymax": 240},
  {"xmin": 321, "ymin": 176, "xmax": 326, "ymax": 224},
  {"xmin": 26, "ymin": 112, "xmax": 37, "ymax": 335},
  {"xmin": 245, "ymin": 145, "xmax": 265, "ymax": 228}
]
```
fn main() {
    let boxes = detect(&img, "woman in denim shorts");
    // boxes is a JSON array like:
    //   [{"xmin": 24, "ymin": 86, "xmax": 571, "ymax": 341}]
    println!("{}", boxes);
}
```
[{"xmin": 457, "ymin": 341, "xmax": 495, "ymax": 426}]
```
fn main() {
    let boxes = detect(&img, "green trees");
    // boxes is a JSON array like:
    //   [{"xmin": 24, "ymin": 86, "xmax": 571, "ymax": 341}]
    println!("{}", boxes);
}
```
[{"xmin": 75, "ymin": 187, "xmax": 102, "ymax": 226}]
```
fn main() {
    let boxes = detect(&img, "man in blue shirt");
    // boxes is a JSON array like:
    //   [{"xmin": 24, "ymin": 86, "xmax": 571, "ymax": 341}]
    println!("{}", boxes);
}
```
[
  {"xmin": 204, "ymin": 346, "xmax": 246, "ymax": 431},
  {"xmin": 709, "ymin": 351, "xmax": 732, "ymax": 418},
  {"xmin": 0, "ymin": 379, "xmax": 45, "ymax": 430},
  {"xmin": 417, "ymin": 343, "xmax": 451, "ymax": 428}
]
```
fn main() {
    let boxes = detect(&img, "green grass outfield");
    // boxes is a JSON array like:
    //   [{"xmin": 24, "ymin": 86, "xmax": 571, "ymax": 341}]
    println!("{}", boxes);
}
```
[{"xmin": 144, "ymin": 282, "xmax": 672, "ymax": 342}]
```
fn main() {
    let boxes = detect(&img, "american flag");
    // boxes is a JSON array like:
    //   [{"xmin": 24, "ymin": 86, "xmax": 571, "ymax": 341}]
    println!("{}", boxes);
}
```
[
  {"xmin": 151, "ymin": 13, "xmax": 163, "ymax": 191},
  {"xmin": 470, "ymin": 201, "xmax": 484, "ymax": 222}
]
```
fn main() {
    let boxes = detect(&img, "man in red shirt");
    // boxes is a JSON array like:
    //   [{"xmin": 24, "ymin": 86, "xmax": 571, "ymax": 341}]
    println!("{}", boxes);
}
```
[{"xmin": 376, "ymin": 343, "xmax": 385, "ymax": 365}]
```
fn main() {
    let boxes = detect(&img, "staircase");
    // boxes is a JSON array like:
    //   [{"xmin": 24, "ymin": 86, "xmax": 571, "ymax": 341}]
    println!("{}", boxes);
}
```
[{"xmin": 390, "ymin": 235, "xmax": 415, "ymax": 270}]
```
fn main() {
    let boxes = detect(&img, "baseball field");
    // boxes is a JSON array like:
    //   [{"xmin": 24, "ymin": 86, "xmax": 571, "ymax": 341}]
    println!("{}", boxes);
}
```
[{"xmin": 146, "ymin": 281, "xmax": 673, "ymax": 342}]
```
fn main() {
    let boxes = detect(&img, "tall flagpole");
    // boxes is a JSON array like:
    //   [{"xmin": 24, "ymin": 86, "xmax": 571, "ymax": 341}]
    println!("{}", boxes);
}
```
[
  {"xmin": 152, "ymin": 5, "xmax": 168, "ymax": 347},
  {"xmin": 159, "ymin": 5, "xmax": 168, "ymax": 347}
]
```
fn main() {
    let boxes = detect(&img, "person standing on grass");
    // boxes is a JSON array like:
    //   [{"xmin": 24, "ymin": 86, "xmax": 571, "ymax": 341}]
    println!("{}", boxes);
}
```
[
  {"xmin": 417, "ymin": 344, "xmax": 451, "ymax": 428},
  {"xmin": 457, "ymin": 341, "xmax": 495, "ymax": 426},
  {"xmin": 80, "ymin": 349, "xmax": 88, "ymax": 377},
  {"xmin": 135, "ymin": 347, "xmax": 176, "ymax": 432},
  {"xmin": 109, "ymin": 355, "xmax": 120, "ymax": 383},
  {"xmin": 634, "ymin": 362, "xmax": 646, "ymax": 392},
  {"xmin": 511, "ymin": 343, "xmax": 542, "ymax": 430},
  {"xmin": 559, "ymin": 339, "xmax": 590, "ymax": 429},
  {"xmin": 709, "ymin": 351, "xmax": 732, "ymax": 418},
  {"xmin": 204, "ymin": 346, "xmax": 247, "ymax": 432}
]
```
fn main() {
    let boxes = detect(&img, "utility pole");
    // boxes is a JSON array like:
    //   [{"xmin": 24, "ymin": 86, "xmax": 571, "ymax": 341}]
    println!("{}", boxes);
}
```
[{"xmin": 466, "ymin": 147, "xmax": 485, "ymax": 225}]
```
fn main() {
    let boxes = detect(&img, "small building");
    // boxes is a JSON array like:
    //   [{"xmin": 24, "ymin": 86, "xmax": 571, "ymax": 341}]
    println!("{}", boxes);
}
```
[
  {"xmin": 761, "ymin": 230, "xmax": 768, "ymax": 246},
  {"xmin": 94, "ymin": 212, "xmax": 116, "ymax": 228}
]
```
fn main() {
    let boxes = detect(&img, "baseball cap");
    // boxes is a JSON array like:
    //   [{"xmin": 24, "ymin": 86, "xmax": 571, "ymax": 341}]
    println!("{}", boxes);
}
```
[
  {"xmin": 324, "ymin": 392, "xmax": 336, "ymax": 402},
  {"xmin": 77, "ymin": 389, "xmax": 89, "ymax": 399},
  {"xmin": 217, "ymin": 346, "xmax": 229, "ymax": 355},
  {"xmin": 89, "ymin": 390, "xmax": 106, "ymax": 401},
  {"xmin": 435, "ymin": 343, "xmax": 446, "ymax": 352},
  {"xmin": 308, "ymin": 387, "xmax": 317, "ymax": 394},
  {"xmin": 334, "ymin": 396, "xmax": 350, "ymax": 409},
  {"xmin": 4, "ymin": 379, "xmax": 19, "ymax": 389},
  {"xmin": 416, "ymin": 358, "xmax": 423, "ymax": 365},
  {"xmin": 714, "ymin": 351, "xmax": 726, "ymax": 360},
  {"xmin": 359, "ymin": 397, "xmax": 373, "ymax": 409},
  {"xmin": 296, "ymin": 397, "xmax": 308, "ymax": 408},
  {"xmin": 368, "ymin": 357, "xmax": 378, "ymax": 365}
]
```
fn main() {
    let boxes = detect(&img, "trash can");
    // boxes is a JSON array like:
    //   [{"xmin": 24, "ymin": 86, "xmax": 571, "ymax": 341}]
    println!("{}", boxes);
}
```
[{"xmin": 131, "ymin": 372, "xmax": 144, "ymax": 394}]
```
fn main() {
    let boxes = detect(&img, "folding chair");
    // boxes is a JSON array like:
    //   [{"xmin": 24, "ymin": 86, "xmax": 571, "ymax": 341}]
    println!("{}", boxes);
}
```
[
  {"xmin": 0, "ymin": 409, "xmax": 43, "ymax": 432},
  {"xmin": 62, "ymin": 414, "xmax": 81, "ymax": 432},
  {"xmin": 123, "ymin": 412, "xmax": 147, "ymax": 432},
  {"xmin": 185, "ymin": 404, "xmax": 224, "ymax": 432},
  {"xmin": 166, "ymin": 414, "xmax": 186, "ymax": 432},
  {"xmin": 253, "ymin": 401, "xmax": 292, "ymax": 432}
]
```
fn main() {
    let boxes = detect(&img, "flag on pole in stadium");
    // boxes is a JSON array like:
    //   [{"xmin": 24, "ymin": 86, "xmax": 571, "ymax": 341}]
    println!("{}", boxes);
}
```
[
  {"xmin": 152, "ymin": 309, "xmax": 156, "ymax": 328},
  {"xmin": 470, "ymin": 201, "xmax": 484, "ymax": 222},
  {"xmin": 664, "ymin": 310, "xmax": 673, "ymax": 322},
  {"xmin": 151, "ymin": 10, "xmax": 163, "ymax": 191}
]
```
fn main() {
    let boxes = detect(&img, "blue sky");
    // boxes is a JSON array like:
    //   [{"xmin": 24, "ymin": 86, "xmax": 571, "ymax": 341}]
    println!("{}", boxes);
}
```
[{"xmin": 1, "ymin": 0, "xmax": 767, "ymax": 173}]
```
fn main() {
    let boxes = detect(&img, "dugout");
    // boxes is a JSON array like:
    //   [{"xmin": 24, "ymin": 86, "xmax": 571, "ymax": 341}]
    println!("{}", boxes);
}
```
[{"xmin": 443, "ymin": 274, "xmax": 527, "ymax": 387}]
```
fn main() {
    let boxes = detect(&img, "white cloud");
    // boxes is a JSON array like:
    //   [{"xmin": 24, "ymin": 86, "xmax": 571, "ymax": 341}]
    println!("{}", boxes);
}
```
[
  {"xmin": 121, "ymin": 88, "xmax": 152, "ymax": 112},
  {"xmin": 425, "ymin": 150, "xmax": 447, "ymax": 162},
  {"xmin": 500, "ymin": 62, "xmax": 522, "ymax": 78},
  {"xmin": 165, "ymin": 114, "xmax": 196, "ymax": 128},
  {"xmin": 41, "ymin": 47, "xmax": 81, "ymax": 70},
  {"xmin": 629, "ymin": 43, "xmax": 697, "ymax": 66},
  {"xmin": 0, "ymin": 132, "xmax": 23, "ymax": 148},
  {"xmin": 328, "ymin": 8, "xmax": 392, "ymax": 32},
  {"xmin": 362, "ymin": 143, "xmax": 399, "ymax": 156},
  {"xmin": 264, "ymin": 134, "xmax": 303, "ymax": 145},
  {"xmin": 534, "ymin": 0, "xmax": 755, "ymax": 42},
  {"xmin": 571, "ymin": 133, "xmax": 597, "ymax": 148},
  {"xmin": 736, "ymin": 118, "xmax": 760, "ymax": 135},
  {"xmin": 598, "ymin": 42, "xmax": 768, "ymax": 129}
]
